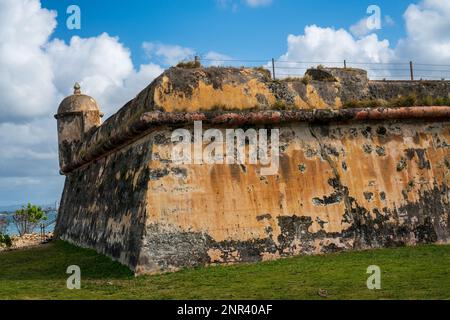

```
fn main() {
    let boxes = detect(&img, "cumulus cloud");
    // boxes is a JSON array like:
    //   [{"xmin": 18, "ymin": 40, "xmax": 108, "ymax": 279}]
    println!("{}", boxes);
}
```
[
  {"xmin": 99, "ymin": 62, "xmax": 164, "ymax": 116},
  {"xmin": 277, "ymin": 0, "xmax": 450, "ymax": 80},
  {"xmin": 281, "ymin": 25, "xmax": 393, "ymax": 63},
  {"xmin": 276, "ymin": 25, "xmax": 394, "ymax": 79},
  {"xmin": 0, "ymin": 0, "xmax": 58, "ymax": 122},
  {"xmin": 396, "ymin": 0, "xmax": 450, "ymax": 64},
  {"xmin": 47, "ymin": 34, "xmax": 133, "ymax": 97},
  {"xmin": 349, "ymin": 17, "xmax": 373, "ymax": 38},
  {"xmin": 349, "ymin": 14, "xmax": 396, "ymax": 38},
  {"xmin": 47, "ymin": 35, "xmax": 165, "ymax": 116},
  {"xmin": 0, "ymin": 1, "xmax": 164, "ymax": 123}
]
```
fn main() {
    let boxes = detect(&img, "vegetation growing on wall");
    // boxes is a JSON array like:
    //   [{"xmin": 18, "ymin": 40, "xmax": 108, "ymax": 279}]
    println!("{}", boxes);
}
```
[
  {"xmin": 252, "ymin": 66, "xmax": 272, "ymax": 81},
  {"xmin": 343, "ymin": 95, "xmax": 450, "ymax": 109},
  {"xmin": 176, "ymin": 59, "xmax": 201, "ymax": 69}
]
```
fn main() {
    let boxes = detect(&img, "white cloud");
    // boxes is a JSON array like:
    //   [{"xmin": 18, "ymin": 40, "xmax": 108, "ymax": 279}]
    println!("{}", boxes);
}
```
[
  {"xmin": 396, "ymin": 0, "xmax": 450, "ymax": 64},
  {"xmin": 281, "ymin": 25, "xmax": 394, "ymax": 63},
  {"xmin": 0, "ymin": 0, "xmax": 58, "ymax": 122},
  {"xmin": 46, "ymin": 34, "xmax": 164, "ymax": 117},
  {"xmin": 277, "ymin": 0, "xmax": 450, "ymax": 80},
  {"xmin": 277, "ymin": 25, "xmax": 394, "ymax": 78},
  {"xmin": 349, "ymin": 17, "xmax": 373, "ymax": 38},
  {"xmin": 203, "ymin": 51, "xmax": 233, "ymax": 66},
  {"xmin": 0, "ymin": 0, "xmax": 164, "ymax": 123},
  {"xmin": 99, "ymin": 62, "xmax": 164, "ymax": 116},
  {"xmin": 46, "ymin": 34, "xmax": 134, "ymax": 97},
  {"xmin": 142, "ymin": 42, "xmax": 195, "ymax": 66},
  {"xmin": 350, "ymin": 14, "xmax": 395, "ymax": 38}
]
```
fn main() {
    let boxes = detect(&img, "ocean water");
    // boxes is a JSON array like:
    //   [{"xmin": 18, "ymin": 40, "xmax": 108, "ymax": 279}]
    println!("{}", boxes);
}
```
[{"xmin": 0, "ymin": 211, "xmax": 57, "ymax": 236}]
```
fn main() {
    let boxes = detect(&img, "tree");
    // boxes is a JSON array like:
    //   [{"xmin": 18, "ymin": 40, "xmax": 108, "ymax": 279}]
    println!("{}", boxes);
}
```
[{"xmin": 13, "ymin": 203, "xmax": 47, "ymax": 236}]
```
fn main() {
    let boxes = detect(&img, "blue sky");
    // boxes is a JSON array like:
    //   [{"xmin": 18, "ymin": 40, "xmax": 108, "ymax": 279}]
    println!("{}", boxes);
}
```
[
  {"xmin": 1, "ymin": 0, "xmax": 449, "ymax": 207},
  {"xmin": 41, "ymin": 0, "xmax": 411, "ymax": 66}
]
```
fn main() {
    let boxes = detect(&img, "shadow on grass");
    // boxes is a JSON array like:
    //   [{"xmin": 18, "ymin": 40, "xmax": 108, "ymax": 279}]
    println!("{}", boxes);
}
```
[{"xmin": 0, "ymin": 240, "xmax": 133, "ymax": 281}]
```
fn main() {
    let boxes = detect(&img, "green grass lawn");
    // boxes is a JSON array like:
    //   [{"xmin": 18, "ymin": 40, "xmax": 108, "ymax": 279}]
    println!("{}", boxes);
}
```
[{"xmin": 0, "ymin": 241, "xmax": 449, "ymax": 300}]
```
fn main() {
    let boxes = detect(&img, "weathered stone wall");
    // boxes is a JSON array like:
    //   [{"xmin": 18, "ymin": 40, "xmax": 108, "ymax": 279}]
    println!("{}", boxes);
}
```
[
  {"xmin": 136, "ymin": 119, "xmax": 449, "ymax": 273},
  {"xmin": 55, "ymin": 136, "xmax": 152, "ymax": 269},
  {"xmin": 369, "ymin": 80, "xmax": 450, "ymax": 101},
  {"xmin": 56, "ymin": 116, "xmax": 449, "ymax": 274},
  {"xmin": 55, "ymin": 66, "xmax": 450, "ymax": 274}
]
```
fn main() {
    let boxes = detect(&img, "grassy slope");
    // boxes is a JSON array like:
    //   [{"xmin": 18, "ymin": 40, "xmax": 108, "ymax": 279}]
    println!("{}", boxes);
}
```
[{"xmin": 0, "ymin": 241, "xmax": 449, "ymax": 300}]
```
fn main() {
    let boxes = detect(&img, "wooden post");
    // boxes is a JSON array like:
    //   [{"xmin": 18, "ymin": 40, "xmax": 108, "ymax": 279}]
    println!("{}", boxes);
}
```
[
  {"xmin": 272, "ymin": 58, "xmax": 276, "ymax": 80},
  {"xmin": 40, "ymin": 223, "xmax": 44, "ymax": 243},
  {"xmin": 344, "ymin": 60, "xmax": 347, "ymax": 69},
  {"xmin": 410, "ymin": 61, "xmax": 414, "ymax": 81}
]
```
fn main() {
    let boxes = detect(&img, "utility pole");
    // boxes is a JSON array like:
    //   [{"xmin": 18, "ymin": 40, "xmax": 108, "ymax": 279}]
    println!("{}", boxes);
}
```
[
  {"xmin": 410, "ymin": 61, "xmax": 414, "ymax": 81},
  {"xmin": 344, "ymin": 60, "xmax": 347, "ymax": 69}
]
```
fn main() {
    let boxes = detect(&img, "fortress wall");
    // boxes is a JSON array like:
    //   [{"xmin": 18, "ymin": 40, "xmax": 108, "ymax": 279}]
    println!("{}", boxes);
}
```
[
  {"xmin": 368, "ymin": 81, "xmax": 450, "ymax": 101},
  {"xmin": 134, "ymin": 119, "xmax": 449, "ymax": 274},
  {"xmin": 56, "ymin": 114, "xmax": 449, "ymax": 274},
  {"xmin": 55, "ymin": 135, "xmax": 153, "ymax": 269},
  {"xmin": 54, "ymin": 67, "xmax": 450, "ymax": 274}
]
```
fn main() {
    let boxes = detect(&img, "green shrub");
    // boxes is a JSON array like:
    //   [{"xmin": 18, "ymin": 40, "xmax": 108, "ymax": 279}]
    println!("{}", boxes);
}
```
[
  {"xmin": 433, "ymin": 96, "xmax": 450, "ymax": 106},
  {"xmin": 421, "ymin": 96, "xmax": 434, "ymax": 106},
  {"xmin": 272, "ymin": 101, "xmax": 297, "ymax": 110},
  {"xmin": 0, "ymin": 233, "xmax": 12, "ymax": 248},
  {"xmin": 343, "ymin": 95, "xmax": 450, "ymax": 109},
  {"xmin": 391, "ymin": 95, "xmax": 417, "ymax": 108},
  {"xmin": 301, "ymin": 74, "xmax": 312, "ymax": 85},
  {"xmin": 343, "ymin": 99, "xmax": 386, "ymax": 109},
  {"xmin": 279, "ymin": 76, "xmax": 301, "ymax": 82},
  {"xmin": 253, "ymin": 67, "xmax": 272, "ymax": 81}
]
